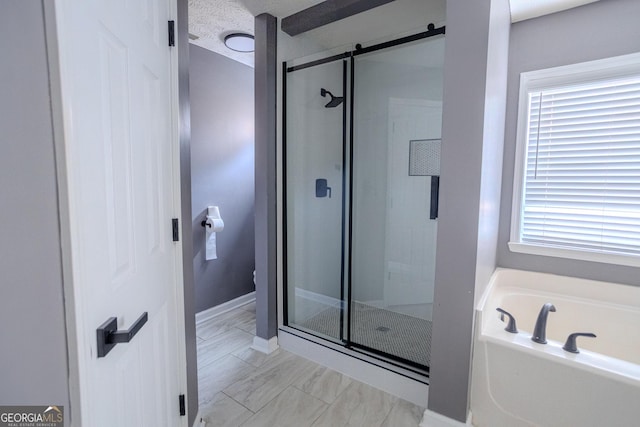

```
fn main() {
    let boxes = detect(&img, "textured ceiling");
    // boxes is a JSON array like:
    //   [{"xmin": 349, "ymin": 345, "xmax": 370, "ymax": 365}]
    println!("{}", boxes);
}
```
[
  {"xmin": 188, "ymin": 0, "xmax": 323, "ymax": 67},
  {"xmin": 188, "ymin": 0, "xmax": 254, "ymax": 67},
  {"xmin": 189, "ymin": 0, "xmax": 601, "ymax": 68},
  {"xmin": 188, "ymin": 0, "xmax": 445, "ymax": 68}
]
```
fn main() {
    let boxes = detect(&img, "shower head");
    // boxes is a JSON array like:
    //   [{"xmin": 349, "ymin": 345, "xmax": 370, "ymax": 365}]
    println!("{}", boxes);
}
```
[{"xmin": 320, "ymin": 88, "xmax": 344, "ymax": 108}]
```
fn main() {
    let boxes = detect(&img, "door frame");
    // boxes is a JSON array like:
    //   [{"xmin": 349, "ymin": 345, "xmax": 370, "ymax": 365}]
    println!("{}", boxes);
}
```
[{"xmin": 43, "ymin": 1, "xmax": 188, "ymax": 425}]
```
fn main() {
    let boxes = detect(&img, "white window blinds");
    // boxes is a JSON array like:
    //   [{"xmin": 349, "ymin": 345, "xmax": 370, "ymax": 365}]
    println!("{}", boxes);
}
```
[{"xmin": 514, "ymin": 63, "xmax": 640, "ymax": 261}]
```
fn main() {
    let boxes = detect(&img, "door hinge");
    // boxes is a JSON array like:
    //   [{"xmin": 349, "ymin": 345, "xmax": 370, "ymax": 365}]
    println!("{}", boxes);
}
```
[
  {"xmin": 168, "ymin": 20, "xmax": 175, "ymax": 47},
  {"xmin": 179, "ymin": 394, "xmax": 186, "ymax": 416},
  {"xmin": 172, "ymin": 218, "xmax": 179, "ymax": 242}
]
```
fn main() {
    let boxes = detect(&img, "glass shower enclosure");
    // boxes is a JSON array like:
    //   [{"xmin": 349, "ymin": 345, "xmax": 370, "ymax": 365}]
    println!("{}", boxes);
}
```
[{"xmin": 284, "ymin": 28, "xmax": 445, "ymax": 374}]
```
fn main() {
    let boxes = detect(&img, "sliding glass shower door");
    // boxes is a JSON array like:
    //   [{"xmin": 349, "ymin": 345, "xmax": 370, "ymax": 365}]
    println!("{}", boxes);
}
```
[
  {"xmin": 350, "ymin": 37, "xmax": 444, "ymax": 368},
  {"xmin": 284, "ymin": 30, "xmax": 445, "ymax": 373},
  {"xmin": 284, "ymin": 59, "xmax": 347, "ymax": 342}
]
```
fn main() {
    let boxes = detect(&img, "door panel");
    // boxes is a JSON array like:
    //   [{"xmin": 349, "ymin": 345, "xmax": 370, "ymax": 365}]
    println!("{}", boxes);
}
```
[
  {"xmin": 285, "ymin": 59, "xmax": 346, "ymax": 340},
  {"xmin": 54, "ymin": 0, "xmax": 184, "ymax": 425},
  {"xmin": 349, "ymin": 36, "xmax": 444, "ymax": 368},
  {"xmin": 99, "ymin": 29, "xmax": 136, "ymax": 281}
]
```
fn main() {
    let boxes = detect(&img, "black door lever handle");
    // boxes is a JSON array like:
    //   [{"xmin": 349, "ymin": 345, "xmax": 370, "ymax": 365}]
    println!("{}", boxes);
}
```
[{"xmin": 97, "ymin": 312, "xmax": 148, "ymax": 358}]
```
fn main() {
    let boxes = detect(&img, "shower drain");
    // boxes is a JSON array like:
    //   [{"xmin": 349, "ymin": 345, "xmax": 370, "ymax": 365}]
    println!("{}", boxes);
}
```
[{"xmin": 375, "ymin": 326, "xmax": 390, "ymax": 332}]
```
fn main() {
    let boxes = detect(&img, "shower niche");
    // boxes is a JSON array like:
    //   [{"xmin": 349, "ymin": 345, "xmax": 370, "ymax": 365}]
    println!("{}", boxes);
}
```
[{"xmin": 283, "ymin": 28, "xmax": 445, "ymax": 375}]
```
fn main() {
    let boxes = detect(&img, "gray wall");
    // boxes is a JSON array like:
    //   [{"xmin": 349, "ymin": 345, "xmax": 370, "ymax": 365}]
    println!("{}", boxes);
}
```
[
  {"xmin": 428, "ymin": 0, "xmax": 510, "ymax": 421},
  {"xmin": 0, "ymin": 0, "xmax": 70, "ymax": 423},
  {"xmin": 255, "ymin": 13, "xmax": 279, "ymax": 340},
  {"xmin": 474, "ymin": 0, "xmax": 511, "ymax": 306},
  {"xmin": 497, "ymin": 0, "xmax": 640, "ymax": 286},
  {"xmin": 190, "ymin": 45, "xmax": 256, "ymax": 313}
]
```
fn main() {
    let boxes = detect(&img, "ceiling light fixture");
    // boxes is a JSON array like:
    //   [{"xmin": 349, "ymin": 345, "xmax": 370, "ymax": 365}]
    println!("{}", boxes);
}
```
[{"xmin": 224, "ymin": 33, "xmax": 254, "ymax": 52}]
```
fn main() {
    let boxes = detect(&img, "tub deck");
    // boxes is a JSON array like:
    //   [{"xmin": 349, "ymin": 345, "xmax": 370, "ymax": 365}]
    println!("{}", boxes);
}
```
[{"xmin": 471, "ymin": 268, "xmax": 640, "ymax": 427}]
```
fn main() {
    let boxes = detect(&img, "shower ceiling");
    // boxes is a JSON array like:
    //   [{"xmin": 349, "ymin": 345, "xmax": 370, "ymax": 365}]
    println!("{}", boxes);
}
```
[{"xmin": 510, "ymin": 0, "xmax": 600, "ymax": 22}]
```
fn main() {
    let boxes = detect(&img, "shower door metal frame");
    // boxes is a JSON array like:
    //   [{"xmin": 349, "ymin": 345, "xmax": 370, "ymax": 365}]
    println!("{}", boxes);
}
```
[
  {"xmin": 282, "ymin": 56, "xmax": 350, "ymax": 344},
  {"xmin": 282, "ymin": 25, "xmax": 446, "ymax": 376}
]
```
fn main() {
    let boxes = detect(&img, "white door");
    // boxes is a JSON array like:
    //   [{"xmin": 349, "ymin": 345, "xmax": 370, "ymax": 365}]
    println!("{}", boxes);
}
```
[
  {"xmin": 53, "ymin": 0, "xmax": 186, "ymax": 426},
  {"xmin": 383, "ymin": 99, "xmax": 442, "ymax": 312}
]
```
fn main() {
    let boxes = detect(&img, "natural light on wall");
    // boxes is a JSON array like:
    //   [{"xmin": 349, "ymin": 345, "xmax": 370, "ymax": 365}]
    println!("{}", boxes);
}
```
[
  {"xmin": 509, "ymin": 0, "xmax": 600, "ymax": 23},
  {"xmin": 509, "ymin": 52, "xmax": 640, "ymax": 267}
]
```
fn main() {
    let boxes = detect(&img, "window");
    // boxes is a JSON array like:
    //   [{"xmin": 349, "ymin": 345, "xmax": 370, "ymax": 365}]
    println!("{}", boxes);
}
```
[{"xmin": 510, "ymin": 52, "xmax": 640, "ymax": 266}]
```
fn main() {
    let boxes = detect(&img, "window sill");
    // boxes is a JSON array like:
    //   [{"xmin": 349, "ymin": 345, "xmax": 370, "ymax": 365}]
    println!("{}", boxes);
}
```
[{"xmin": 507, "ymin": 242, "xmax": 640, "ymax": 268}]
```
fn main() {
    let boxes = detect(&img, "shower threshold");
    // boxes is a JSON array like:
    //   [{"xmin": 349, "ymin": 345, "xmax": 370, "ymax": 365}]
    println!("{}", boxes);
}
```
[{"xmin": 278, "ymin": 326, "xmax": 429, "ymax": 407}]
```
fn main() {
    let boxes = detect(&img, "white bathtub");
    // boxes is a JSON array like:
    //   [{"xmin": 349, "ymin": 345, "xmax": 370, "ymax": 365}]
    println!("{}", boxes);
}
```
[{"xmin": 470, "ymin": 268, "xmax": 640, "ymax": 427}]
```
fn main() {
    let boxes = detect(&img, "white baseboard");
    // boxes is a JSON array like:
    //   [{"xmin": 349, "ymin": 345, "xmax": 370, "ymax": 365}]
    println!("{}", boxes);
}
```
[
  {"xmin": 295, "ymin": 287, "xmax": 342, "ymax": 308},
  {"xmin": 420, "ymin": 409, "xmax": 472, "ymax": 427},
  {"xmin": 361, "ymin": 299, "xmax": 385, "ymax": 308},
  {"xmin": 251, "ymin": 336, "xmax": 279, "ymax": 354},
  {"xmin": 278, "ymin": 328, "xmax": 429, "ymax": 407},
  {"xmin": 195, "ymin": 291, "xmax": 256, "ymax": 325}
]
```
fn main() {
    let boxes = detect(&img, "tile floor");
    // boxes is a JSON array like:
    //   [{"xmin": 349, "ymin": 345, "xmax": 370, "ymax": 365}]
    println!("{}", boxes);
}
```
[{"xmin": 196, "ymin": 301, "xmax": 425, "ymax": 427}]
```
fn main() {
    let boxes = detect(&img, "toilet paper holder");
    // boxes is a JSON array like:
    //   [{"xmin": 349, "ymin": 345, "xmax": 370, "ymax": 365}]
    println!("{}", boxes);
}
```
[{"xmin": 201, "ymin": 206, "xmax": 224, "ymax": 230}]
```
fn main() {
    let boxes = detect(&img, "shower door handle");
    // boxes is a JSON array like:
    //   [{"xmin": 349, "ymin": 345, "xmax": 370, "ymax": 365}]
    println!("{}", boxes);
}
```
[
  {"xmin": 430, "ymin": 176, "xmax": 439, "ymax": 219},
  {"xmin": 316, "ymin": 178, "xmax": 332, "ymax": 198}
]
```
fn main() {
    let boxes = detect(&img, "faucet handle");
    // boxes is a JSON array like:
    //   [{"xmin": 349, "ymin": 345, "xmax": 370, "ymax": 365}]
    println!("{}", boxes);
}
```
[
  {"xmin": 496, "ymin": 308, "xmax": 518, "ymax": 333},
  {"xmin": 562, "ymin": 332, "xmax": 596, "ymax": 354}
]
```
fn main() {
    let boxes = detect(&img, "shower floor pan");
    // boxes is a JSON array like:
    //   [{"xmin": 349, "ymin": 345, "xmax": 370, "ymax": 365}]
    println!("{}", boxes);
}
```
[{"xmin": 301, "ymin": 301, "xmax": 432, "ymax": 367}]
